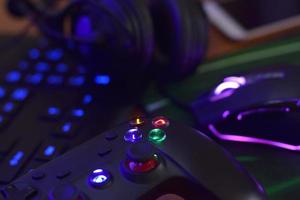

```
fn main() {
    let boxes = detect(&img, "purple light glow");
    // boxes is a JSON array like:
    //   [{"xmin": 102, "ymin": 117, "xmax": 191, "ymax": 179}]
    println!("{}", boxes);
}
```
[
  {"xmin": 236, "ymin": 107, "xmax": 290, "ymax": 121},
  {"xmin": 222, "ymin": 110, "xmax": 231, "ymax": 119},
  {"xmin": 208, "ymin": 124, "xmax": 300, "ymax": 151},
  {"xmin": 213, "ymin": 76, "xmax": 246, "ymax": 96}
]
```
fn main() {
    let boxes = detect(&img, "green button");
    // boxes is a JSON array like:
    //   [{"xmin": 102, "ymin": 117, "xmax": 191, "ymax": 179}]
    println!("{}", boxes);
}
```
[{"xmin": 148, "ymin": 129, "xmax": 166, "ymax": 144}]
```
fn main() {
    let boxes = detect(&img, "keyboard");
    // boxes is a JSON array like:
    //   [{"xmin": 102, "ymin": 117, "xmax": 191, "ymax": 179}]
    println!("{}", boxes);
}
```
[{"xmin": 0, "ymin": 36, "xmax": 126, "ymax": 186}]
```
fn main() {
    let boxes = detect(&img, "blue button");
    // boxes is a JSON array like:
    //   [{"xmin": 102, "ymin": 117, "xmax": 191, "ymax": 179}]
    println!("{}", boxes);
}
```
[
  {"xmin": 56, "ymin": 63, "xmax": 69, "ymax": 73},
  {"xmin": 68, "ymin": 76, "xmax": 85, "ymax": 86},
  {"xmin": 36, "ymin": 62, "xmax": 50, "ymax": 72},
  {"xmin": 61, "ymin": 122, "xmax": 72, "ymax": 133},
  {"xmin": 71, "ymin": 109, "xmax": 85, "ymax": 118},
  {"xmin": 28, "ymin": 48, "xmax": 40, "ymax": 60},
  {"xmin": 3, "ymin": 102, "xmax": 15, "ymax": 113},
  {"xmin": 47, "ymin": 107, "xmax": 61, "ymax": 117},
  {"xmin": 45, "ymin": 48, "xmax": 64, "ymax": 61},
  {"xmin": 25, "ymin": 73, "xmax": 43, "ymax": 85},
  {"xmin": 6, "ymin": 71, "xmax": 21, "ymax": 83},
  {"xmin": 89, "ymin": 169, "xmax": 111, "ymax": 188},
  {"xmin": 9, "ymin": 151, "xmax": 24, "ymax": 166},
  {"xmin": 47, "ymin": 75, "xmax": 63, "ymax": 85},
  {"xmin": 82, "ymin": 94, "xmax": 93, "ymax": 105},
  {"xmin": 18, "ymin": 60, "xmax": 29, "ymax": 70},
  {"xmin": 124, "ymin": 128, "xmax": 143, "ymax": 143},
  {"xmin": 11, "ymin": 88, "xmax": 29, "ymax": 101},
  {"xmin": 44, "ymin": 146, "xmax": 56, "ymax": 157},
  {"xmin": 94, "ymin": 75, "xmax": 111, "ymax": 85},
  {"xmin": 0, "ymin": 87, "xmax": 6, "ymax": 99}
]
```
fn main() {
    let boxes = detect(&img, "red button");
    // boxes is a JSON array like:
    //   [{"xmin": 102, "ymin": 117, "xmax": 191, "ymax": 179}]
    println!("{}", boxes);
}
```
[
  {"xmin": 152, "ymin": 116, "xmax": 169, "ymax": 128},
  {"xmin": 126, "ymin": 158, "xmax": 158, "ymax": 173}
]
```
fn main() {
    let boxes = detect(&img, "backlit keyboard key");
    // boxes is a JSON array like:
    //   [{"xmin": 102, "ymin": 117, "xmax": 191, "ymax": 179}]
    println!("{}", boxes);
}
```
[
  {"xmin": 11, "ymin": 88, "xmax": 29, "ymax": 101},
  {"xmin": 56, "ymin": 63, "xmax": 69, "ymax": 73},
  {"xmin": 35, "ymin": 62, "xmax": 50, "ymax": 72},
  {"xmin": 46, "ymin": 48, "xmax": 64, "ymax": 61},
  {"xmin": 70, "ymin": 108, "xmax": 85, "ymax": 119},
  {"xmin": 47, "ymin": 75, "xmax": 64, "ymax": 85},
  {"xmin": 28, "ymin": 48, "xmax": 40, "ymax": 60},
  {"xmin": 42, "ymin": 106, "xmax": 62, "ymax": 120},
  {"xmin": 25, "ymin": 73, "xmax": 44, "ymax": 85},
  {"xmin": 0, "ymin": 87, "xmax": 6, "ymax": 99},
  {"xmin": 53, "ymin": 121, "xmax": 79, "ymax": 137},
  {"xmin": 68, "ymin": 76, "xmax": 85, "ymax": 86},
  {"xmin": 0, "ymin": 143, "xmax": 38, "ymax": 183},
  {"xmin": 5, "ymin": 71, "xmax": 21, "ymax": 83},
  {"xmin": 2, "ymin": 102, "xmax": 18, "ymax": 115},
  {"xmin": 36, "ymin": 143, "xmax": 62, "ymax": 161}
]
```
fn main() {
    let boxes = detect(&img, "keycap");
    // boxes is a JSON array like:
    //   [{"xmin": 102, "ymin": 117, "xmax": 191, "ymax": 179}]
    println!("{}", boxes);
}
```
[
  {"xmin": 47, "ymin": 75, "xmax": 64, "ymax": 85},
  {"xmin": 69, "ymin": 108, "xmax": 85, "ymax": 119},
  {"xmin": 21, "ymin": 160, "xmax": 45, "ymax": 175},
  {"xmin": 82, "ymin": 94, "xmax": 93, "ymax": 105},
  {"xmin": 25, "ymin": 73, "xmax": 44, "ymax": 85},
  {"xmin": 5, "ymin": 70, "xmax": 22, "ymax": 83},
  {"xmin": 35, "ymin": 142, "xmax": 62, "ymax": 161},
  {"xmin": 28, "ymin": 48, "xmax": 40, "ymax": 60},
  {"xmin": 0, "ymin": 86, "xmax": 7, "ymax": 99},
  {"xmin": 35, "ymin": 62, "xmax": 50, "ymax": 72},
  {"xmin": 2, "ymin": 101, "xmax": 19, "ymax": 115},
  {"xmin": 68, "ymin": 75, "xmax": 85, "ymax": 86},
  {"xmin": 11, "ymin": 88, "xmax": 29, "ymax": 101},
  {"xmin": 45, "ymin": 48, "xmax": 64, "ymax": 61},
  {"xmin": 53, "ymin": 121, "xmax": 79, "ymax": 137},
  {"xmin": 1, "ymin": 183, "xmax": 37, "ymax": 199},
  {"xmin": 94, "ymin": 75, "xmax": 111, "ymax": 85},
  {"xmin": 42, "ymin": 106, "xmax": 62, "ymax": 120},
  {"xmin": 56, "ymin": 63, "xmax": 69, "ymax": 73},
  {"xmin": 0, "ymin": 143, "xmax": 38, "ymax": 183}
]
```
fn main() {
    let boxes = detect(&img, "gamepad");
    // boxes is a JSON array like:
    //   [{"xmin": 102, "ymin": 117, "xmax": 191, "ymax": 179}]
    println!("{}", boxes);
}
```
[{"xmin": 0, "ymin": 116, "xmax": 267, "ymax": 200}]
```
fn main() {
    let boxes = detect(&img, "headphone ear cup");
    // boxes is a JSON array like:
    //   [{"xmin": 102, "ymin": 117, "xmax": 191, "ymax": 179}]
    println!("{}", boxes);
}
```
[{"xmin": 149, "ymin": 0, "xmax": 208, "ymax": 81}]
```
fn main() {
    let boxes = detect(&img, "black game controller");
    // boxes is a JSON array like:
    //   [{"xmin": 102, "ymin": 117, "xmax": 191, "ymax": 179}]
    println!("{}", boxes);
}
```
[{"xmin": 1, "ymin": 117, "xmax": 267, "ymax": 200}]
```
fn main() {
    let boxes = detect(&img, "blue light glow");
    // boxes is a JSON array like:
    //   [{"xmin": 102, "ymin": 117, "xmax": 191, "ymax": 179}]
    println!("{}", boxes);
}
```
[
  {"xmin": 0, "ymin": 87, "xmax": 6, "ymax": 98},
  {"xmin": 9, "ymin": 151, "xmax": 24, "ymax": 166},
  {"xmin": 124, "ymin": 128, "xmax": 143, "ymax": 143},
  {"xmin": 11, "ymin": 88, "xmax": 29, "ymax": 101},
  {"xmin": 47, "ymin": 75, "xmax": 63, "ymax": 85},
  {"xmin": 82, "ymin": 94, "xmax": 93, "ymax": 105},
  {"xmin": 25, "ymin": 73, "xmax": 43, "ymax": 85},
  {"xmin": 62, "ymin": 122, "xmax": 72, "ymax": 133},
  {"xmin": 48, "ymin": 107, "xmax": 61, "ymax": 116},
  {"xmin": 6, "ymin": 71, "xmax": 21, "ymax": 83},
  {"xmin": 68, "ymin": 76, "xmax": 85, "ymax": 86},
  {"xmin": 29, "ymin": 48, "xmax": 40, "ymax": 60},
  {"xmin": 3, "ymin": 102, "xmax": 15, "ymax": 113},
  {"xmin": 46, "ymin": 49, "xmax": 64, "ymax": 61},
  {"xmin": 71, "ymin": 109, "xmax": 85, "ymax": 118},
  {"xmin": 89, "ymin": 168, "xmax": 111, "ymax": 188},
  {"xmin": 75, "ymin": 16, "xmax": 93, "ymax": 38},
  {"xmin": 36, "ymin": 62, "xmax": 50, "ymax": 72},
  {"xmin": 56, "ymin": 63, "xmax": 69, "ymax": 73},
  {"xmin": 44, "ymin": 146, "xmax": 56, "ymax": 157},
  {"xmin": 94, "ymin": 75, "xmax": 111, "ymax": 85}
]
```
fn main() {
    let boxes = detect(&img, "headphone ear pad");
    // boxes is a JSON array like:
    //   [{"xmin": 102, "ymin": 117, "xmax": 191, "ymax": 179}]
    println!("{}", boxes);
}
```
[{"xmin": 149, "ymin": 0, "xmax": 208, "ymax": 81}]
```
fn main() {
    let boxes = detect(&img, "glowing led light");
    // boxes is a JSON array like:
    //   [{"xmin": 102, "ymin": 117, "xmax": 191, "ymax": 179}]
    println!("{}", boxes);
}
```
[
  {"xmin": 148, "ymin": 129, "xmax": 166, "ymax": 144},
  {"xmin": 224, "ymin": 76, "xmax": 246, "ymax": 85},
  {"xmin": 89, "ymin": 169, "xmax": 111, "ymax": 188},
  {"xmin": 44, "ymin": 146, "xmax": 56, "ymax": 156},
  {"xmin": 208, "ymin": 124, "xmax": 300, "ymax": 152},
  {"xmin": 9, "ymin": 151, "xmax": 24, "ymax": 166},
  {"xmin": 124, "ymin": 128, "xmax": 143, "ymax": 143},
  {"xmin": 130, "ymin": 117, "xmax": 145, "ymax": 126},
  {"xmin": 71, "ymin": 109, "xmax": 85, "ymax": 118},
  {"xmin": 29, "ymin": 48, "xmax": 40, "ymax": 60},
  {"xmin": 94, "ymin": 75, "xmax": 111, "ymax": 85},
  {"xmin": 214, "ymin": 82, "xmax": 240, "ymax": 95},
  {"xmin": 82, "ymin": 94, "xmax": 93, "ymax": 105},
  {"xmin": 152, "ymin": 116, "xmax": 169, "ymax": 128},
  {"xmin": 6, "ymin": 71, "xmax": 21, "ymax": 83},
  {"xmin": 11, "ymin": 88, "xmax": 29, "ymax": 101}
]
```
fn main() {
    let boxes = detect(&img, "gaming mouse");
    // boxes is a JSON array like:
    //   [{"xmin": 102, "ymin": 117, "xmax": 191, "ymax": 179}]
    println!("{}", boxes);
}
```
[{"xmin": 192, "ymin": 65, "xmax": 300, "ymax": 151}]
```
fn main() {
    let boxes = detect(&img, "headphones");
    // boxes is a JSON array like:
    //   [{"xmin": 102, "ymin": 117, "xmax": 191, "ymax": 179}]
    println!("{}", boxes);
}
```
[{"xmin": 7, "ymin": 0, "xmax": 208, "ymax": 84}]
